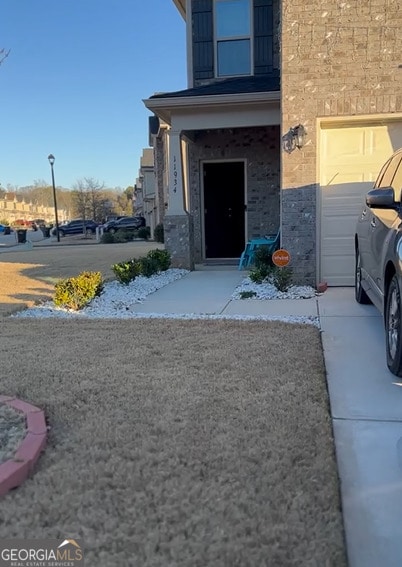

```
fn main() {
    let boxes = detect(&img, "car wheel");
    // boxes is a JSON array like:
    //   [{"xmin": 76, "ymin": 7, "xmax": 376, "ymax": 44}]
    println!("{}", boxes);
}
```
[
  {"xmin": 85, "ymin": 228, "xmax": 93, "ymax": 236},
  {"xmin": 355, "ymin": 247, "xmax": 371, "ymax": 304},
  {"xmin": 385, "ymin": 275, "xmax": 402, "ymax": 376},
  {"xmin": 110, "ymin": 228, "xmax": 117, "ymax": 234}
]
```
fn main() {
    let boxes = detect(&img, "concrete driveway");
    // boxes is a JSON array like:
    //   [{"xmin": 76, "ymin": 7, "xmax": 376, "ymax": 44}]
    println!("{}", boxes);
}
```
[{"xmin": 319, "ymin": 288, "xmax": 402, "ymax": 567}]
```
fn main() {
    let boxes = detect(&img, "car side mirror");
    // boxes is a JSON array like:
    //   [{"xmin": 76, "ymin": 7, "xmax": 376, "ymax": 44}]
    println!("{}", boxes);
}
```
[{"xmin": 366, "ymin": 187, "xmax": 395, "ymax": 208}]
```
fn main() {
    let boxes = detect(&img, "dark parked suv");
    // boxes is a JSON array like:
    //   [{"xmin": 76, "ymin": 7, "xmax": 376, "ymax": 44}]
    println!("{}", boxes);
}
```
[
  {"xmin": 102, "ymin": 216, "xmax": 145, "ymax": 234},
  {"xmin": 355, "ymin": 147, "xmax": 402, "ymax": 375},
  {"xmin": 53, "ymin": 219, "xmax": 99, "ymax": 237}
]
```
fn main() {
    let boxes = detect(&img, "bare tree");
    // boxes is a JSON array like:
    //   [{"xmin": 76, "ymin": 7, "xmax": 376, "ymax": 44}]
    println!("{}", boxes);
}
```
[
  {"xmin": 0, "ymin": 49, "xmax": 10, "ymax": 66},
  {"xmin": 72, "ymin": 177, "xmax": 105, "ymax": 223}
]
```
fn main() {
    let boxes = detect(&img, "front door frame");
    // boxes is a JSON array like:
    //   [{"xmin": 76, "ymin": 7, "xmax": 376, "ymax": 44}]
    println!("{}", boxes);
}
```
[{"xmin": 200, "ymin": 158, "xmax": 248, "ymax": 260}]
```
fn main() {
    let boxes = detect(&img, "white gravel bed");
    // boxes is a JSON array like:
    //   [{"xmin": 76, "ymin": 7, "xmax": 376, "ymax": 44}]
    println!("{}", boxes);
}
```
[
  {"xmin": 11, "ymin": 269, "xmax": 319, "ymax": 326},
  {"xmin": 0, "ymin": 404, "xmax": 27, "ymax": 464},
  {"xmin": 232, "ymin": 277, "xmax": 317, "ymax": 300},
  {"xmin": 12, "ymin": 269, "xmax": 189, "ymax": 319}
]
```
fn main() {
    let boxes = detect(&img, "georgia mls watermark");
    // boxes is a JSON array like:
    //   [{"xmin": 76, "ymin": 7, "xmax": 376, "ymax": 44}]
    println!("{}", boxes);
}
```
[{"xmin": 0, "ymin": 539, "xmax": 84, "ymax": 567}]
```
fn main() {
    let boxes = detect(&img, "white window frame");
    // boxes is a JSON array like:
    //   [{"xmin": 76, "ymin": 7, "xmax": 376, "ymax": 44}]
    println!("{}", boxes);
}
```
[{"xmin": 213, "ymin": 0, "xmax": 253, "ymax": 78}]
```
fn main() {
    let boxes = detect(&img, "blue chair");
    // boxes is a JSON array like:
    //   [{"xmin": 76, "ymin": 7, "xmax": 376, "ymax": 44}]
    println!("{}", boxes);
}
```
[{"xmin": 238, "ymin": 231, "xmax": 280, "ymax": 270}]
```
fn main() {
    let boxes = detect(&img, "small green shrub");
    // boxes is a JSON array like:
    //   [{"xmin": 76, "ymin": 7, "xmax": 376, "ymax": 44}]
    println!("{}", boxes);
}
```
[
  {"xmin": 138, "ymin": 227, "xmax": 150, "ymax": 240},
  {"xmin": 114, "ymin": 230, "xmax": 134, "ymax": 243},
  {"xmin": 138, "ymin": 256, "xmax": 159, "ymax": 277},
  {"xmin": 100, "ymin": 232, "xmax": 115, "ymax": 244},
  {"xmin": 112, "ymin": 259, "xmax": 142, "ymax": 285},
  {"xmin": 239, "ymin": 290, "xmax": 257, "ymax": 299},
  {"xmin": 254, "ymin": 246, "xmax": 274, "ymax": 269},
  {"xmin": 54, "ymin": 271, "xmax": 103, "ymax": 311},
  {"xmin": 249, "ymin": 265, "xmax": 272, "ymax": 284},
  {"xmin": 146, "ymin": 249, "xmax": 171, "ymax": 271},
  {"xmin": 154, "ymin": 223, "xmax": 164, "ymax": 243},
  {"xmin": 271, "ymin": 266, "xmax": 293, "ymax": 292},
  {"xmin": 111, "ymin": 248, "xmax": 171, "ymax": 286}
]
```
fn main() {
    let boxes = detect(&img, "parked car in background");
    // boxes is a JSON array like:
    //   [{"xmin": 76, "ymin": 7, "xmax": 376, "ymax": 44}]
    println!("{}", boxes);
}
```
[
  {"xmin": 355, "ymin": 147, "xmax": 402, "ymax": 376},
  {"xmin": 52, "ymin": 219, "xmax": 99, "ymax": 237},
  {"xmin": 102, "ymin": 216, "xmax": 145, "ymax": 234}
]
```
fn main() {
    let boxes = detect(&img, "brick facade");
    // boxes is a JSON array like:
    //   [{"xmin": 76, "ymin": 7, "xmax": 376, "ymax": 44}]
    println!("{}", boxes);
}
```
[
  {"xmin": 187, "ymin": 126, "xmax": 280, "ymax": 262},
  {"xmin": 281, "ymin": 0, "xmax": 402, "ymax": 284},
  {"xmin": 164, "ymin": 214, "xmax": 195, "ymax": 270}
]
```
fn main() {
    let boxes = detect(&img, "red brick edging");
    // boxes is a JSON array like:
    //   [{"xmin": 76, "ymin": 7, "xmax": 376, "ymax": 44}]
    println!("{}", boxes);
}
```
[{"xmin": 0, "ymin": 395, "xmax": 47, "ymax": 497}]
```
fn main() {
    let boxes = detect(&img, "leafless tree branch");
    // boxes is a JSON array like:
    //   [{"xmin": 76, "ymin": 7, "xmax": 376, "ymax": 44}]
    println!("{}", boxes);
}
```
[{"xmin": 0, "ymin": 49, "xmax": 10, "ymax": 66}]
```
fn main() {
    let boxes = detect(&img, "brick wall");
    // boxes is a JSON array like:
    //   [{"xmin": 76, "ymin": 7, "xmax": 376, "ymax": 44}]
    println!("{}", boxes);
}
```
[
  {"xmin": 281, "ymin": 0, "xmax": 402, "ymax": 284},
  {"xmin": 187, "ymin": 126, "xmax": 280, "ymax": 262}
]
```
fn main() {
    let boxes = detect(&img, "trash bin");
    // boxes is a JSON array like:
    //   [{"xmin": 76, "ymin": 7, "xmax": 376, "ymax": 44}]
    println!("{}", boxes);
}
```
[
  {"xmin": 17, "ymin": 229, "xmax": 27, "ymax": 243},
  {"xmin": 40, "ymin": 225, "xmax": 50, "ymax": 238},
  {"xmin": 4, "ymin": 226, "xmax": 11, "ymax": 235}
]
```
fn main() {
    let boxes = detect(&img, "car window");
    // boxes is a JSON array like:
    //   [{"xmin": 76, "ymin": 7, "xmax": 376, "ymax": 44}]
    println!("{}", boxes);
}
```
[
  {"xmin": 392, "ymin": 157, "xmax": 402, "ymax": 199},
  {"xmin": 377, "ymin": 154, "xmax": 402, "ymax": 190},
  {"xmin": 374, "ymin": 158, "xmax": 392, "ymax": 188}
]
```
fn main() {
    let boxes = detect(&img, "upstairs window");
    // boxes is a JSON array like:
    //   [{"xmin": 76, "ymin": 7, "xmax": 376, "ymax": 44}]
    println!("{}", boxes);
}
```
[{"xmin": 215, "ymin": 0, "xmax": 251, "ymax": 77}]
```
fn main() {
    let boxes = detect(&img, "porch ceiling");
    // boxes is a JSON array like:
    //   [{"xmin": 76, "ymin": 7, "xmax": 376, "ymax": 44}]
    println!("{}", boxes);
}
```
[{"xmin": 143, "ymin": 91, "xmax": 280, "ymax": 130}]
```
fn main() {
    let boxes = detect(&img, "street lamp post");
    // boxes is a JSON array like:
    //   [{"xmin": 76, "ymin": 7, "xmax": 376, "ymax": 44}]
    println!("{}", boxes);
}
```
[{"xmin": 47, "ymin": 154, "xmax": 60, "ymax": 242}]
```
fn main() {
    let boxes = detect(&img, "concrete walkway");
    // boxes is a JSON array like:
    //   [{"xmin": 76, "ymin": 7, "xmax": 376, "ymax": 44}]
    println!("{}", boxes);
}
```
[{"xmin": 133, "ymin": 270, "xmax": 402, "ymax": 567}]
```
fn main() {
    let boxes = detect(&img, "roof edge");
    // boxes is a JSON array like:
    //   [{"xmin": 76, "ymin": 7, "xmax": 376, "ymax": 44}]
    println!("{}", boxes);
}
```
[
  {"xmin": 172, "ymin": 0, "xmax": 186, "ymax": 19},
  {"xmin": 144, "ymin": 90, "xmax": 280, "ymax": 110}
]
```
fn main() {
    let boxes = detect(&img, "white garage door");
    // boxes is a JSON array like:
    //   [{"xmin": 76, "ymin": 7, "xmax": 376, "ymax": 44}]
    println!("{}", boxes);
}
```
[{"xmin": 320, "ymin": 121, "xmax": 402, "ymax": 286}]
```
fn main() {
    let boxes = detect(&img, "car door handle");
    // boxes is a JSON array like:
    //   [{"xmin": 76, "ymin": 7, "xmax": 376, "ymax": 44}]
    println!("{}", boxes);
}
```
[{"xmin": 370, "ymin": 219, "xmax": 376, "ymax": 228}]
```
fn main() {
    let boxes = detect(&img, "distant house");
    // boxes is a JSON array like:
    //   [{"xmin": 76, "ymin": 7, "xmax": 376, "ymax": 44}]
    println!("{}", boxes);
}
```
[
  {"xmin": 0, "ymin": 193, "xmax": 68, "ymax": 224},
  {"xmin": 144, "ymin": 0, "xmax": 402, "ymax": 285},
  {"xmin": 134, "ymin": 148, "xmax": 157, "ymax": 234}
]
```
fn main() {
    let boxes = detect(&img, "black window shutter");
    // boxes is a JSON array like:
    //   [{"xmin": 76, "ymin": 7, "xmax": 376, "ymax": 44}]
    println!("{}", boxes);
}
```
[
  {"xmin": 254, "ymin": 0, "xmax": 274, "ymax": 75},
  {"xmin": 192, "ymin": 0, "xmax": 214, "ymax": 81}
]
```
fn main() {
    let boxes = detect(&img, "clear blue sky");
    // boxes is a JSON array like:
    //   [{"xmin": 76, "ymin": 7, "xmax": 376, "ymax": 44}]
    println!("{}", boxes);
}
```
[{"xmin": 0, "ymin": 0, "xmax": 186, "ymax": 190}]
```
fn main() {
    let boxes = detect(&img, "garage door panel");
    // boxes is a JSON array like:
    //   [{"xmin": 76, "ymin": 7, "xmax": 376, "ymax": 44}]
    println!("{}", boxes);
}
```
[
  {"xmin": 322, "ymin": 128, "xmax": 365, "ymax": 160},
  {"xmin": 321, "ymin": 256, "xmax": 355, "ymax": 287},
  {"xmin": 320, "ymin": 122, "xmax": 402, "ymax": 286},
  {"xmin": 322, "ymin": 171, "xmax": 379, "ymax": 185}
]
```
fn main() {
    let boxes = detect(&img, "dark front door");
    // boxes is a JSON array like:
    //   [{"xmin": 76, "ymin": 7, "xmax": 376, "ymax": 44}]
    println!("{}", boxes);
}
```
[{"xmin": 203, "ymin": 161, "xmax": 245, "ymax": 258}]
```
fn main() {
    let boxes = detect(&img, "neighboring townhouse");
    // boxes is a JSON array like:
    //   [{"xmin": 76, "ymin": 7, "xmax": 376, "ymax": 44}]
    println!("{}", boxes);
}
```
[
  {"xmin": 0, "ymin": 193, "xmax": 68, "ymax": 224},
  {"xmin": 134, "ymin": 177, "xmax": 144, "ymax": 217},
  {"xmin": 144, "ymin": 0, "xmax": 402, "ymax": 285},
  {"xmin": 139, "ymin": 148, "xmax": 158, "ymax": 235}
]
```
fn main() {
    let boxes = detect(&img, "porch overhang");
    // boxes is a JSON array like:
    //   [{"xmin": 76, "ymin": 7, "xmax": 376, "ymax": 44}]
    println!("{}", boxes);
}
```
[{"xmin": 143, "ymin": 91, "xmax": 280, "ymax": 131}]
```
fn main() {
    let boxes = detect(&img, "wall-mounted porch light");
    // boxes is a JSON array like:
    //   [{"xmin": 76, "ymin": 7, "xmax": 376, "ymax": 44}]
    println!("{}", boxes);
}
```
[{"xmin": 282, "ymin": 124, "xmax": 307, "ymax": 153}]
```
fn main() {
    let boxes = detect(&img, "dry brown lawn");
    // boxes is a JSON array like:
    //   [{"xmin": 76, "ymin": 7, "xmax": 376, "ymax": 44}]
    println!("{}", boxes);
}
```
[
  {"xmin": 0, "ymin": 241, "xmax": 161, "ymax": 316},
  {"xmin": 0, "ymin": 318, "xmax": 346, "ymax": 566}
]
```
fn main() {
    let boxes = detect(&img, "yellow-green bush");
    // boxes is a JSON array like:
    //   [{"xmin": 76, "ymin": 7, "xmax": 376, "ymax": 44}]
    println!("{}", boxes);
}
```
[{"xmin": 54, "ymin": 271, "xmax": 104, "ymax": 310}]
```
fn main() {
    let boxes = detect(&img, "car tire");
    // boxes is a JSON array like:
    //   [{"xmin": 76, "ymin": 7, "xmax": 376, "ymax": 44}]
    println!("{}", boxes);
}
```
[
  {"xmin": 355, "ymin": 247, "xmax": 371, "ymax": 304},
  {"xmin": 110, "ymin": 228, "xmax": 117, "ymax": 234},
  {"xmin": 85, "ymin": 228, "xmax": 93, "ymax": 236},
  {"xmin": 385, "ymin": 275, "xmax": 402, "ymax": 376}
]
